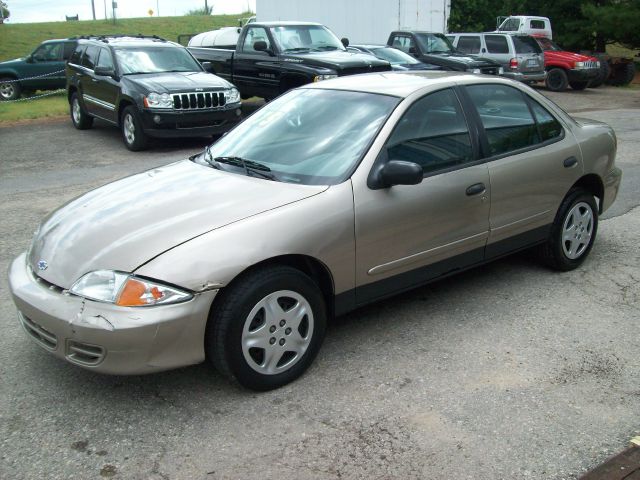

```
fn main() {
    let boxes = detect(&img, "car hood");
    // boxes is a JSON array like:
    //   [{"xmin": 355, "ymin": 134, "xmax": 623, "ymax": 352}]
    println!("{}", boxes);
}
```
[
  {"xmin": 28, "ymin": 160, "xmax": 327, "ymax": 289},
  {"xmin": 0, "ymin": 57, "xmax": 27, "ymax": 67},
  {"xmin": 543, "ymin": 50, "xmax": 597, "ymax": 63},
  {"xmin": 124, "ymin": 71, "xmax": 232, "ymax": 93},
  {"xmin": 281, "ymin": 51, "xmax": 390, "ymax": 72}
]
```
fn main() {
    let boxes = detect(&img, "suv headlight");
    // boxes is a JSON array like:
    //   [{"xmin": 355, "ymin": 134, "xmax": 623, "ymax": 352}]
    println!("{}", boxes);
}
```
[
  {"xmin": 313, "ymin": 74, "xmax": 338, "ymax": 82},
  {"xmin": 69, "ymin": 270, "xmax": 192, "ymax": 307},
  {"xmin": 143, "ymin": 92, "xmax": 173, "ymax": 109},
  {"xmin": 226, "ymin": 87, "xmax": 241, "ymax": 104},
  {"xmin": 574, "ymin": 61, "xmax": 586, "ymax": 69}
]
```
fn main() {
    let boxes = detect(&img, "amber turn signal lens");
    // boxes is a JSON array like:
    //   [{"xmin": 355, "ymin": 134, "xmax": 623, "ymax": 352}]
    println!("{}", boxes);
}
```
[{"xmin": 116, "ymin": 278, "xmax": 148, "ymax": 306}]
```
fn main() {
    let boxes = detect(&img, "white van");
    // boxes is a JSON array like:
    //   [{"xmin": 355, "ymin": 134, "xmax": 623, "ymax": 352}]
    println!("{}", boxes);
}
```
[{"xmin": 496, "ymin": 16, "xmax": 552, "ymax": 40}]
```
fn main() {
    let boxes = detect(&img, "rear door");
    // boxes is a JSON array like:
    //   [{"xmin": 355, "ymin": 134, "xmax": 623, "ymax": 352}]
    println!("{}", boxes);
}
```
[
  {"xmin": 456, "ymin": 35, "xmax": 482, "ymax": 56},
  {"xmin": 483, "ymin": 35, "xmax": 511, "ymax": 68}
]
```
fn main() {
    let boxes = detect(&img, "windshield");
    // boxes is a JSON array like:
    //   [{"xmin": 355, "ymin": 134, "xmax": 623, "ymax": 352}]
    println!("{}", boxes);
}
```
[
  {"xmin": 415, "ymin": 33, "xmax": 455, "ymax": 54},
  {"xmin": 115, "ymin": 47, "xmax": 202, "ymax": 74},
  {"xmin": 204, "ymin": 89, "xmax": 399, "ymax": 185},
  {"xmin": 370, "ymin": 47, "xmax": 420, "ymax": 64},
  {"xmin": 535, "ymin": 37, "xmax": 561, "ymax": 51},
  {"xmin": 271, "ymin": 25, "xmax": 346, "ymax": 52}
]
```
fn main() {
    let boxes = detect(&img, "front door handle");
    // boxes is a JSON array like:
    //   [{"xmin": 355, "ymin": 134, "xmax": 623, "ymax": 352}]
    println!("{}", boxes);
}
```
[
  {"xmin": 466, "ymin": 183, "xmax": 486, "ymax": 196},
  {"xmin": 563, "ymin": 156, "xmax": 578, "ymax": 168}
]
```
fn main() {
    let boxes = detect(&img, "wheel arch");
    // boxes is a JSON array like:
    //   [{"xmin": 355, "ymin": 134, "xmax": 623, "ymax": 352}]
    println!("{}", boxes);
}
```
[
  {"xmin": 67, "ymin": 85, "xmax": 78, "ymax": 103},
  {"xmin": 571, "ymin": 174, "xmax": 605, "ymax": 214},
  {"xmin": 116, "ymin": 98, "xmax": 135, "ymax": 125}
]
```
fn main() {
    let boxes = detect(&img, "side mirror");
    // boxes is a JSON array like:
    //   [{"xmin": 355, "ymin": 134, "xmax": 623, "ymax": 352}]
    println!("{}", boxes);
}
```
[
  {"xmin": 370, "ymin": 160, "xmax": 423, "ymax": 189},
  {"xmin": 254, "ymin": 40, "xmax": 272, "ymax": 55},
  {"xmin": 94, "ymin": 66, "xmax": 115, "ymax": 77},
  {"xmin": 201, "ymin": 61, "xmax": 213, "ymax": 72},
  {"xmin": 33, "ymin": 54, "xmax": 46, "ymax": 62},
  {"xmin": 341, "ymin": 37, "xmax": 349, "ymax": 47},
  {"xmin": 409, "ymin": 47, "xmax": 416, "ymax": 55}
]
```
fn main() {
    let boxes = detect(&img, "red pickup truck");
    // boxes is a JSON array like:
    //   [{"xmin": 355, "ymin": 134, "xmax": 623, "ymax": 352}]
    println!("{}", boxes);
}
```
[{"xmin": 534, "ymin": 37, "xmax": 601, "ymax": 92}]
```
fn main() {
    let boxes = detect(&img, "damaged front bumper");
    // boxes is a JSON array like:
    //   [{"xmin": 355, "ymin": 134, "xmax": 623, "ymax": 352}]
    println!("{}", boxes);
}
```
[{"xmin": 8, "ymin": 252, "xmax": 217, "ymax": 374}]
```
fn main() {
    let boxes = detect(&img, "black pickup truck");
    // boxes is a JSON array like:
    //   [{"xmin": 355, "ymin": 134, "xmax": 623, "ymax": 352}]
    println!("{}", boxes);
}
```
[
  {"xmin": 387, "ymin": 31, "xmax": 503, "ymax": 75},
  {"xmin": 188, "ymin": 22, "xmax": 391, "ymax": 100}
]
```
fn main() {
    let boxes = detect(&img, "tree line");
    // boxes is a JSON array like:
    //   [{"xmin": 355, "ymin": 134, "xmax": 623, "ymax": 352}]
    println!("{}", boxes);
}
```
[{"xmin": 448, "ymin": 0, "xmax": 640, "ymax": 51}]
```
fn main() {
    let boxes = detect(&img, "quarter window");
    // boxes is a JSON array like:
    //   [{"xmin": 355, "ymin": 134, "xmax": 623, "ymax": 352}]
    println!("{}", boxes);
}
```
[
  {"xmin": 457, "ymin": 36, "xmax": 481, "ymax": 54},
  {"xmin": 485, "ymin": 35, "xmax": 509, "ymax": 54},
  {"xmin": 387, "ymin": 89, "xmax": 473, "ymax": 175},
  {"xmin": 530, "ymin": 20, "xmax": 546, "ymax": 29},
  {"xmin": 529, "ymin": 100, "xmax": 563, "ymax": 141},
  {"xmin": 467, "ymin": 84, "xmax": 540, "ymax": 156},
  {"xmin": 242, "ymin": 27, "xmax": 272, "ymax": 54}
]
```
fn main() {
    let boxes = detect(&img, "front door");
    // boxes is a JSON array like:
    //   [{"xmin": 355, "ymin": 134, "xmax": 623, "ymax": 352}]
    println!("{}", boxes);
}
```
[
  {"xmin": 21, "ymin": 42, "xmax": 67, "ymax": 91},
  {"xmin": 353, "ymin": 88, "xmax": 491, "ymax": 305},
  {"xmin": 83, "ymin": 47, "xmax": 119, "ymax": 123},
  {"xmin": 234, "ymin": 26, "xmax": 280, "ymax": 99}
]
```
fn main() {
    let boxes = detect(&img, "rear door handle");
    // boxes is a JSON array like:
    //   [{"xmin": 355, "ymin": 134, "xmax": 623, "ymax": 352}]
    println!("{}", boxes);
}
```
[
  {"xmin": 563, "ymin": 156, "xmax": 578, "ymax": 168},
  {"xmin": 466, "ymin": 183, "xmax": 486, "ymax": 196}
]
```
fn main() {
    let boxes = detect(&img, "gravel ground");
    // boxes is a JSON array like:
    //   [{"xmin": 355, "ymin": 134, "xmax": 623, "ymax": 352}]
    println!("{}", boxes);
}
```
[{"xmin": 0, "ymin": 85, "xmax": 639, "ymax": 480}]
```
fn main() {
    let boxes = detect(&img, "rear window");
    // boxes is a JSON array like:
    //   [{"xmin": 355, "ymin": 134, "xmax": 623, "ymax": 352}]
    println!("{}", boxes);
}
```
[
  {"xmin": 457, "ymin": 36, "xmax": 481, "ymax": 54},
  {"xmin": 513, "ymin": 36, "xmax": 542, "ymax": 54}
]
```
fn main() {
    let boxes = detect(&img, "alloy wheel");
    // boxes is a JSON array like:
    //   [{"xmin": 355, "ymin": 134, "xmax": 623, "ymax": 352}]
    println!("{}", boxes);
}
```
[
  {"xmin": 123, "ymin": 113, "xmax": 136, "ymax": 144},
  {"xmin": 0, "ymin": 83, "xmax": 15, "ymax": 100},
  {"xmin": 72, "ymin": 98, "xmax": 82, "ymax": 124},
  {"xmin": 562, "ymin": 201, "xmax": 594, "ymax": 260}
]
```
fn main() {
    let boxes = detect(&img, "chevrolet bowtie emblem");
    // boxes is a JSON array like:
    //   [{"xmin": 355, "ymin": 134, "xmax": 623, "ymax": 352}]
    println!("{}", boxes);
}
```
[{"xmin": 37, "ymin": 260, "xmax": 48, "ymax": 271}]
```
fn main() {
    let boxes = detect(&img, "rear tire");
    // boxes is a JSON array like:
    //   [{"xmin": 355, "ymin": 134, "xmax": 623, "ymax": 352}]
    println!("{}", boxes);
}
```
[
  {"xmin": 537, "ymin": 188, "xmax": 598, "ymax": 271},
  {"xmin": 545, "ymin": 68, "xmax": 569, "ymax": 92},
  {"xmin": 121, "ymin": 106, "xmax": 148, "ymax": 151},
  {"xmin": 205, "ymin": 265, "xmax": 327, "ymax": 391},
  {"xmin": 0, "ymin": 77, "xmax": 21, "ymax": 101},
  {"xmin": 70, "ymin": 92, "xmax": 94, "ymax": 130},
  {"xmin": 607, "ymin": 62, "xmax": 636, "ymax": 86},
  {"xmin": 589, "ymin": 55, "xmax": 610, "ymax": 88},
  {"xmin": 569, "ymin": 81, "xmax": 589, "ymax": 91}
]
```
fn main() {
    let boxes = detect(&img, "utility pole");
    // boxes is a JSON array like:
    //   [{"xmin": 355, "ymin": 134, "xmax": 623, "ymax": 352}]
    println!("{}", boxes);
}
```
[
  {"xmin": 205, "ymin": 0, "xmax": 209, "ymax": 14},
  {"xmin": 103, "ymin": 0, "xmax": 107, "ymax": 20},
  {"xmin": 91, "ymin": 0, "xmax": 96, "ymax": 20}
]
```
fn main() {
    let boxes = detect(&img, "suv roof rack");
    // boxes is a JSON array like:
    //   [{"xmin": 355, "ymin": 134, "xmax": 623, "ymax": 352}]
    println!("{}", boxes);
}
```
[{"xmin": 70, "ymin": 34, "xmax": 168, "ymax": 44}]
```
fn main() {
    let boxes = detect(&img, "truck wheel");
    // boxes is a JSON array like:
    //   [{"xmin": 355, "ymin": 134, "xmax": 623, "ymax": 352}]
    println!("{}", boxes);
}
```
[
  {"xmin": 121, "ymin": 106, "xmax": 149, "ymax": 151},
  {"xmin": 0, "ymin": 77, "xmax": 21, "ymax": 101},
  {"xmin": 569, "ymin": 81, "xmax": 589, "ymax": 91},
  {"xmin": 589, "ymin": 56, "xmax": 610, "ymax": 88},
  {"xmin": 70, "ymin": 92, "xmax": 94, "ymax": 130},
  {"xmin": 607, "ymin": 63, "xmax": 636, "ymax": 86},
  {"xmin": 545, "ymin": 68, "xmax": 569, "ymax": 92}
]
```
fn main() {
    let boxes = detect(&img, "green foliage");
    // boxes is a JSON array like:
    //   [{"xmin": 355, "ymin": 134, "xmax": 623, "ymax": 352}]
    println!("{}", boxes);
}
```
[
  {"xmin": 185, "ymin": 6, "xmax": 214, "ymax": 16},
  {"xmin": 0, "ymin": 14, "xmax": 244, "ymax": 61},
  {"xmin": 448, "ymin": 0, "xmax": 640, "ymax": 51},
  {"xmin": 1, "ymin": 1, "xmax": 9, "ymax": 21}
]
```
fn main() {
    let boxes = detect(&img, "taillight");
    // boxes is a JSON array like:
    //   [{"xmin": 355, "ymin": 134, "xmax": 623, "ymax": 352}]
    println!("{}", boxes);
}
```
[{"xmin": 509, "ymin": 58, "xmax": 518, "ymax": 69}]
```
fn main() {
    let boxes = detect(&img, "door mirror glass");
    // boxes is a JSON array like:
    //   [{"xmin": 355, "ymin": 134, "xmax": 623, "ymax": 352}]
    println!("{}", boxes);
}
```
[
  {"xmin": 94, "ymin": 66, "xmax": 115, "ymax": 77},
  {"xmin": 201, "ymin": 61, "xmax": 213, "ymax": 72},
  {"xmin": 341, "ymin": 37, "xmax": 350, "ymax": 47},
  {"xmin": 377, "ymin": 160, "xmax": 423, "ymax": 188},
  {"xmin": 253, "ymin": 40, "xmax": 268, "ymax": 52}
]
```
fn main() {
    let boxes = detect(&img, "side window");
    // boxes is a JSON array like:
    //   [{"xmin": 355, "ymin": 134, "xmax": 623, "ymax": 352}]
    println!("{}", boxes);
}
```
[
  {"xmin": 69, "ymin": 45, "xmax": 85, "ymax": 65},
  {"xmin": 241, "ymin": 27, "xmax": 271, "ymax": 54},
  {"xmin": 530, "ymin": 20, "xmax": 546, "ymax": 29},
  {"xmin": 81, "ymin": 45, "xmax": 99, "ymax": 69},
  {"xmin": 467, "ymin": 84, "xmax": 540, "ymax": 156},
  {"xmin": 485, "ymin": 35, "xmax": 509, "ymax": 54},
  {"xmin": 529, "ymin": 99, "xmax": 563, "ymax": 141},
  {"xmin": 457, "ymin": 36, "xmax": 481, "ymax": 54},
  {"xmin": 33, "ymin": 43, "xmax": 63, "ymax": 61},
  {"xmin": 387, "ymin": 88, "xmax": 473, "ymax": 175},
  {"xmin": 63, "ymin": 42, "xmax": 76, "ymax": 60},
  {"xmin": 391, "ymin": 36, "xmax": 414, "ymax": 53},
  {"xmin": 96, "ymin": 48, "xmax": 114, "ymax": 70}
]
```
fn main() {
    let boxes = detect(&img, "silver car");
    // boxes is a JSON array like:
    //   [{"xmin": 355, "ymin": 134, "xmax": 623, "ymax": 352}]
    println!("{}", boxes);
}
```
[{"xmin": 9, "ymin": 72, "xmax": 621, "ymax": 390}]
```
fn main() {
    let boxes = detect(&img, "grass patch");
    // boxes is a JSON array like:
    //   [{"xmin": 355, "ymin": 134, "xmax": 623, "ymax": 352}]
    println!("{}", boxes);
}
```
[
  {"xmin": 0, "ymin": 13, "xmax": 250, "ymax": 61},
  {"xmin": 0, "ymin": 93, "xmax": 67, "ymax": 123}
]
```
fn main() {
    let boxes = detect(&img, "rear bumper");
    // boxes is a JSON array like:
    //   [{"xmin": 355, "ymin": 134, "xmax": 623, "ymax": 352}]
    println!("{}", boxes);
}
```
[
  {"xmin": 8, "ymin": 252, "xmax": 218, "ymax": 375},
  {"xmin": 567, "ymin": 68, "xmax": 600, "ymax": 82},
  {"xmin": 602, "ymin": 167, "xmax": 622, "ymax": 213},
  {"xmin": 502, "ymin": 70, "xmax": 547, "ymax": 82},
  {"xmin": 140, "ymin": 104, "xmax": 242, "ymax": 138}
]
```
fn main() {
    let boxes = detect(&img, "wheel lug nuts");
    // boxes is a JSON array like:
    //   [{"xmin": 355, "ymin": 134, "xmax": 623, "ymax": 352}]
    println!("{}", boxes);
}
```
[
  {"xmin": 269, "ymin": 326, "xmax": 276, "ymax": 333},
  {"xmin": 269, "ymin": 337, "xmax": 276, "ymax": 345},
  {"xmin": 285, "ymin": 327, "xmax": 292, "ymax": 335},
  {"xmin": 279, "ymin": 320, "xmax": 286, "ymax": 327},
  {"xmin": 279, "ymin": 338, "xmax": 285, "ymax": 346}
]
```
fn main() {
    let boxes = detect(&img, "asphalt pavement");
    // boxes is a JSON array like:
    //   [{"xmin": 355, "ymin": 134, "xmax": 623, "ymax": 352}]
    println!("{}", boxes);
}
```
[{"xmin": 0, "ymin": 86, "xmax": 639, "ymax": 479}]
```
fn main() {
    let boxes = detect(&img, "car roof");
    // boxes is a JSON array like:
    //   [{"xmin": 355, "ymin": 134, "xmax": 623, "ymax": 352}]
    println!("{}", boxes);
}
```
[
  {"xmin": 303, "ymin": 71, "xmax": 514, "ymax": 97},
  {"xmin": 351, "ymin": 44, "xmax": 390, "ymax": 49},
  {"xmin": 78, "ymin": 36, "xmax": 177, "ymax": 48},
  {"xmin": 252, "ymin": 21, "xmax": 323, "ymax": 27}
]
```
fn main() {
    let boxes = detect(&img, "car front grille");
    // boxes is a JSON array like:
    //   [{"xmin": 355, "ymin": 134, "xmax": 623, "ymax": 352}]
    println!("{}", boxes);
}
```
[
  {"xmin": 19, "ymin": 311, "xmax": 58, "ymax": 350},
  {"xmin": 66, "ymin": 340, "xmax": 105, "ymax": 366},
  {"xmin": 173, "ymin": 91, "xmax": 227, "ymax": 110},
  {"xmin": 582, "ymin": 61, "xmax": 599, "ymax": 69},
  {"xmin": 480, "ymin": 66, "xmax": 500, "ymax": 75}
]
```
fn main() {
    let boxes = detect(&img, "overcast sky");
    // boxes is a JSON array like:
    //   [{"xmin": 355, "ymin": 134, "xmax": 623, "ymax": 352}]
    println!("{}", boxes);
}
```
[{"xmin": 7, "ymin": 0, "xmax": 256, "ymax": 23}]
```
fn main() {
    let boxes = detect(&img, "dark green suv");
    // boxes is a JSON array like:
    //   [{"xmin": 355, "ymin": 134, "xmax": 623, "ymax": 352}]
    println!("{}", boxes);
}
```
[{"xmin": 0, "ymin": 39, "xmax": 76, "ymax": 100}]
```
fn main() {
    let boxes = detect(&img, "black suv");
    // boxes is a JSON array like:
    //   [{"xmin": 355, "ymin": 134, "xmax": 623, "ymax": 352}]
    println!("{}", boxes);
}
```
[{"xmin": 66, "ymin": 35, "xmax": 242, "ymax": 150}]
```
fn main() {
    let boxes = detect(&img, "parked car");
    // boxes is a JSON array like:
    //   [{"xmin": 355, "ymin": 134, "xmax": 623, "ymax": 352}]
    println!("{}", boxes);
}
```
[
  {"xmin": 66, "ymin": 35, "xmax": 242, "ymax": 151},
  {"xmin": 447, "ymin": 33, "xmax": 546, "ymax": 84},
  {"xmin": 9, "ymin": 72, "xmax": 621, "ymax": 390},
  {"xmin": 347, "ymin": 44, "xmax": 441, "ymax": 71},
  {"xmin": 188, "ymin": 22, "xmax": 391, "ymax": 101},
  {"xmin": 387, "ymin": 31, "xmax": 503, "ymax": 74},
  {"xmin": 0, "ymin": 38, "xmax": 76, "ymax": 100},
  {"xmin": 534, "ymin": 37, "xmax": 601, "ymax": 91}
]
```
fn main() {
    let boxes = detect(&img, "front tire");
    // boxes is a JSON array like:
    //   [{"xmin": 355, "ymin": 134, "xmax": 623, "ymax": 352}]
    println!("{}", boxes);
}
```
[
  {"xmin": 206, "ymin": 266, "xmax": 327, "ymax": 391},
  {"xmin": 121, "ymin": 106, "xmax": 148, "ymax": 151},
  {"xmin": 545, "ymin": 68, "xmax": 569, "ymax": 92},
  {"xmin": 0, "ymin": 77, "xmax": 21, "ymax": 101},
  {"xmin": 70, "ymin": 92, "xmax": 94, "ymax": 130},
  {"xmin": 537, "ymin": 189, "xmax": 598, "ymax": 271}
]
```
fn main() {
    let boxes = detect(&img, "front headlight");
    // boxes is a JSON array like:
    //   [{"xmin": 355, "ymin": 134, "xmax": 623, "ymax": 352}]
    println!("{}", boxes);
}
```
[
  {"xmin": 226, "ymin": 87, "xmax": 241, "ymax": 104},
  {"xmin": 143, "ymin": 92, "xmax": 173, "ymax": 109},
  {"xmin": 69, "ymin": 270, "xmax": 193, "ymax": 307},
  {"xmin": 313, "ymin": 74, "xmax": 338, "ymax": 82},
  {"xmin": 574, "ymin": 61, "xmax": 586, "ymax": 69}
]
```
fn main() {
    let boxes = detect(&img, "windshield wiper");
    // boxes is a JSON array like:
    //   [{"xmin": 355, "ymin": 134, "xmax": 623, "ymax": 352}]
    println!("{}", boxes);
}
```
[
  {"xmin": 313, "ymin": 46, "xmax": 340, "ymax": 51},
  {"xmin": 284, "ymin": 47, "xmax": 311, "ymax": 52},
  {"xmin": 214, "ymin": 156, "xmax": 277, "ymax": 181}
]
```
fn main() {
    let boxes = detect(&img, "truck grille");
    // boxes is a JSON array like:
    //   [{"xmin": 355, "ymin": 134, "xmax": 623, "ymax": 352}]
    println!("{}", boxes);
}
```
[
  {"xmin": 480, "ymin": 66, "xmax": 500, "ymax": 75},
  {"xmin": 173, "ymin": 91, "xmax": 227, "ymax": 110},
  {"xmin": 582, "ymin": 61, "xmax": 599, "ymax": 69}
]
